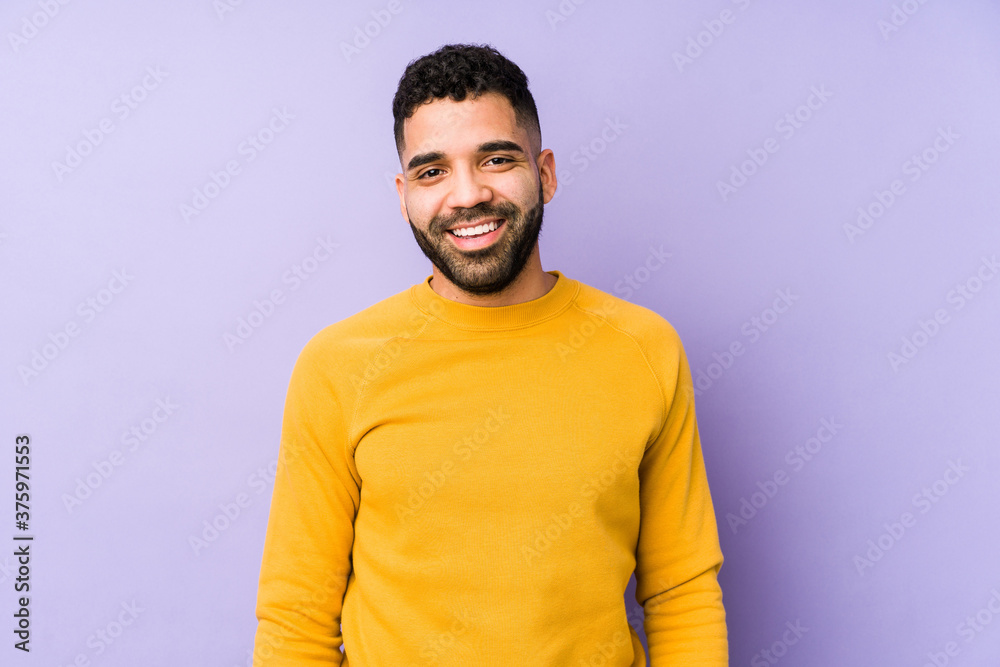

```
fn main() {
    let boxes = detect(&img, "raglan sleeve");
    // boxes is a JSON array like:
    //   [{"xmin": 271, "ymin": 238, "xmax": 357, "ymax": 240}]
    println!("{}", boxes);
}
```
[
  {"xmin": 634, "ymin": 323, "xmax": 728, "ymax": 665},
  {"xmin": 252, "ymin": 334, "xmax": 360, "ymax": 666}
]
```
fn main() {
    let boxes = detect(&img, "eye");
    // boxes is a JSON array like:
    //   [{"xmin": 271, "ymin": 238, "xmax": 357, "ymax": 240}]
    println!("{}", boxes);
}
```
[
  {"xmin": 417, "ymin": 168, "xmax": 443, "ymax": 180},
  {"xmin": 486, "ymin": 157, "xmax": 511, "ymax": 166}
]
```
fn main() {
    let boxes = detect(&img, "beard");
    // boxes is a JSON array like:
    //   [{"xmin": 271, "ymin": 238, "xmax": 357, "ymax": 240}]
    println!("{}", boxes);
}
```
[{"xmin": 407, "ymin": 179, "xmax": 545, "ymax": 296}]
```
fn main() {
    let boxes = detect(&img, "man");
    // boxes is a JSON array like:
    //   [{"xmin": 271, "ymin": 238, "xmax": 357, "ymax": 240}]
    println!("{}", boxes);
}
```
[{"xmin": 253, "ymin": 43, "xmax": 727, "ymax": 665}]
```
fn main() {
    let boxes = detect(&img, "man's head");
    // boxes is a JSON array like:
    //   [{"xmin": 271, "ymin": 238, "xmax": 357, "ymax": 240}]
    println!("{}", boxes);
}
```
[
  {"xmin": 392, "ymin": 43, "xmax": 541, "ymax": 159},
  {"xmin": 392, "ymin": 44, "xmax": 556, "ymax": 297}
]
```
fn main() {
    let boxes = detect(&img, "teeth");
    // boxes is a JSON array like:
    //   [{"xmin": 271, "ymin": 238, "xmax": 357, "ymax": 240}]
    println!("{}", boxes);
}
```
[{"xmin": 451, "ymin": 220, "xmax": 499, "ymax": 237}]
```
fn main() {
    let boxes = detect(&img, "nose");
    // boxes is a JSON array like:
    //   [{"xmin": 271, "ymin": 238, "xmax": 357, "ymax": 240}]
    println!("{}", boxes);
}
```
[{"xmin": 444, "ymin": 163, "xmax": 493, "ymax": 211}]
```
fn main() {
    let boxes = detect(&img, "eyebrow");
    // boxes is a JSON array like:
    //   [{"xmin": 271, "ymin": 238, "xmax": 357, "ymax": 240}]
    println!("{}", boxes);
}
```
[{"xmin": 406, "ymin": 140, "xmax": 526, "ymax": 173}]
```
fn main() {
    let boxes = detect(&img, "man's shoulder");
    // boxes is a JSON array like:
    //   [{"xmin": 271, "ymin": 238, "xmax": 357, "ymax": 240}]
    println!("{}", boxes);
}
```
[
  {"xmin": 298, "ymin": 282, "xmax": 422, "ymax": 360},
  {"xmin": 571, "ymin": 278, "xmax": 685, "ymax": 351}
]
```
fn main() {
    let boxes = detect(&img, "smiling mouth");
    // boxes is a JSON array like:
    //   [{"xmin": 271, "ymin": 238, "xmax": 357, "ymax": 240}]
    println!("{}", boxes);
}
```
[
  {"xmin": 444, "ymin": 219, "xmax": 506, "ymax": 250},
  {"xmin": 447, "ymin": 219, "xmax": 504, "ymax": 238}
]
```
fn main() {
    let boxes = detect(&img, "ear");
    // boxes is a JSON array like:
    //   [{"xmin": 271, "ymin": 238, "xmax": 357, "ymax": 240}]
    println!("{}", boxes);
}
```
[
  {"xmin": 395, "ymin": 172, "xmax": 409, "ymax": 222},
  {"xmin": 537, "ymin": 148, "xmax": 558, "ymax": 204}
]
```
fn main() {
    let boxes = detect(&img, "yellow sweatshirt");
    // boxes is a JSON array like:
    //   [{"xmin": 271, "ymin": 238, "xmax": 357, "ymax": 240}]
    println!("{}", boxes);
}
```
[{"xmin": 253, "ymin": 270, "xmax": 727, "ymax": 666}]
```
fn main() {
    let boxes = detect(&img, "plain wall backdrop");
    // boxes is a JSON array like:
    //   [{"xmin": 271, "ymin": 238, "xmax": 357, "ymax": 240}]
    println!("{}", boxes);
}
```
[{"xmin": 2, "ymin": 1, "xmax": 999, "ymax": 665}]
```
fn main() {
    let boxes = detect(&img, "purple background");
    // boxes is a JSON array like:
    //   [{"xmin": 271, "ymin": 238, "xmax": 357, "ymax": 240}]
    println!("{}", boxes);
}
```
[{"xmin": 3, "ymin": 1, "xmax": 999, "ymax": 665}]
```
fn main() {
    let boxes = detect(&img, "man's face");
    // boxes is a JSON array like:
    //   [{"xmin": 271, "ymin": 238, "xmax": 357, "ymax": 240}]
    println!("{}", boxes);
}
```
[{"xmin": 395, "ymin": 92, "xmax": 554, "ymax": 296}]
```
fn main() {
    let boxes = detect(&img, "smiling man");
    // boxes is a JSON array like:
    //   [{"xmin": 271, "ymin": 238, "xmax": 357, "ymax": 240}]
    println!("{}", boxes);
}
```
[{"xmin": 253, "ymin": 44, "xmax": 727, "ymax": 666}]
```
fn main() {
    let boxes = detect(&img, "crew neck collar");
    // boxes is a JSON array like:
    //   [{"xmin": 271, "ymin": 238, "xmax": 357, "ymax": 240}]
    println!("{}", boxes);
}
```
[{"xmin": 410, "ymin": 270, "xmax": 578, "ymax": 331}]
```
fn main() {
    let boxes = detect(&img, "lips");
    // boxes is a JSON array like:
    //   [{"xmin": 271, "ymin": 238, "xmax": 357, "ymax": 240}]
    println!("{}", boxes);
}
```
[
  {"xmin": 446, "ymin": 219, "xmax": 506, "ymax": 249},
  {"xmin": 446, "ymin": 218, "xmax": 503, "ymax": 235}
]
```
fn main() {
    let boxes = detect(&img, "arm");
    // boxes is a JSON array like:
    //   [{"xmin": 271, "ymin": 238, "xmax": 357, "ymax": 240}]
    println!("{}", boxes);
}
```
[
  {"xmin": 253, "ymin": 337, "xmax": 360, "ymax": 666},
  {"xmin": 636, "ymin": 331, "xmax": 728, "ymax": 665}
]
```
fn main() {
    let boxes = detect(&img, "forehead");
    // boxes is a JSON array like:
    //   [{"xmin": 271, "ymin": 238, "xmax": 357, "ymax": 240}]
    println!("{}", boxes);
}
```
[{"xmin": 402, "ymin": 92, "xmax": 523, "ymax": 157}]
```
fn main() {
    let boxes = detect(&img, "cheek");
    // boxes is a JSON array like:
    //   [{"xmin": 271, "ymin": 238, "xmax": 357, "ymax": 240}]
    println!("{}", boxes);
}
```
[
  {"xmin": 507, "ymin": 174, "xmax": 540, "ymax": 202},
  {"xmin": 507, "ymin": 184, "xmax": 539, "ymax": 214},
  {"xmin": 406, "ymin": 193, "xmax": 438, "ymax": 225}
]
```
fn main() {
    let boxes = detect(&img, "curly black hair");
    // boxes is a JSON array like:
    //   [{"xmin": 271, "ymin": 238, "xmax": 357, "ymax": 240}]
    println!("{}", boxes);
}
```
[{"xmin": 392, "ymin": 43, "xmax": 541, "ymax": 157}]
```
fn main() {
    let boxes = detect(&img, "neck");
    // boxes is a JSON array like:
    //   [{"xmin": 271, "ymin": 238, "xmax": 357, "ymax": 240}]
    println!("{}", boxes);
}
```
[{"xmin": 429, "ymin": 254, "xmax": 557, "ymax": 307}]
